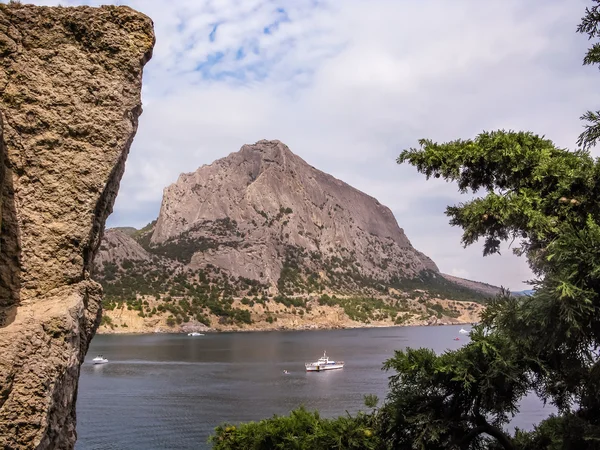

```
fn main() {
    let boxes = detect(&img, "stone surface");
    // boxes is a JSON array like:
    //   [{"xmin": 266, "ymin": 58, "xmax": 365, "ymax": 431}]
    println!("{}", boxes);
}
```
[
  {"xmin": 150, "ymin": 139, "xmax": 438, "ymax": 287},
  {"xmin": 95, "ymin": 228, "xmax": 153, "ymax": 267},
  {"xmin": 0, "ymin": 3, "xmax": 154, "ymax": 449}
]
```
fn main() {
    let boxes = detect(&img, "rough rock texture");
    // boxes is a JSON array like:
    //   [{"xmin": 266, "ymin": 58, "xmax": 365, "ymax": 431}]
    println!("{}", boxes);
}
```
[
  {"xmin": 150, "ymin": 140, "xmax": 438, "ymax": 287},
  {"xmin": 94, "ymin": 228, "xmax": 153, "ymax": 267},
  {"xmin": 0, "ymin": 4, "xmax": 154, "ymax": 449}
]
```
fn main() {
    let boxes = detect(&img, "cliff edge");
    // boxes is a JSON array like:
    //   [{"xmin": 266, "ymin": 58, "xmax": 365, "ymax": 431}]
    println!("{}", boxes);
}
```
[{"xmin": 0, "ymin": 4, "xmax": 154, "ymax": 449}]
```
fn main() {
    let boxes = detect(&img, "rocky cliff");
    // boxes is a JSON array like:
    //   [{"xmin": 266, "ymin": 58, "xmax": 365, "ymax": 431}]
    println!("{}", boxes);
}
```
[
  {"xmin": 150, "ymin": 140, "xmax": 438, "ymax": 289},
  {"xmin": 0, "ymin": 4, "xmax": 154, "ymax": 449}
]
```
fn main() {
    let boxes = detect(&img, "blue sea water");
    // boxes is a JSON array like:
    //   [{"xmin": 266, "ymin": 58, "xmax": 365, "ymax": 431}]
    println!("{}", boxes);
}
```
[{"xmin": 76, "ymin": 325, "xmax": 554, "ymax": 449}]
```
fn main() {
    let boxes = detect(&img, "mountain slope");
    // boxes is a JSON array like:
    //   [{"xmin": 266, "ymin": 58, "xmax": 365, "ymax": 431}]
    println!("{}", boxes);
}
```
[{"xmin": 93, "ymin": 140, "xmax": 491, "ymax": 332}]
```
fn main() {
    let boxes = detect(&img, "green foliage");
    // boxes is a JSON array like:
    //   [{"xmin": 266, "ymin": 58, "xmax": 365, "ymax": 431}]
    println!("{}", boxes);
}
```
[
  {"xmin": 130, "ymin": 220, "xmax": 156, "ymax": 249},
  {"xmin": 510, "ymin": 413, "xmax": 600, "ymax": 450},
  {"xmin": 363, "ymin": 394, "xmax": 379, "ymax": 409},
  {"xmin": 210, "ymin": 406, "xmax": 381, "ymax": 450},
  {"xmin": 394, "ymin": 133, "xmax": 600, "ymax": 446},
  {"xmin": 318, "ymin": 294, "xmax": 410, "ymax": 323},
  {"xmin": 577, "ymin": 1, "xmax": 600, "ymax": 150},
  {"xmin": 379, "ymin": 329, "xmax": 531, "ymax": 449},
  {"xmin": 100, "ymin": 314, "xmax": 113, "ymax": 327},
  {"xmin": 150, "ymin": 235, "xmax": 220, "ymax": 264},
  {"xmin": 382, "ymin": 5, "xmax": 600, "ymax": 447},
  {"xmin": 273, "ymin": 295, "xmax": 306, "ymax": 309},
  {"xmin": 399, "ymin": 131, "xmax": 596, "ymax": 259}
]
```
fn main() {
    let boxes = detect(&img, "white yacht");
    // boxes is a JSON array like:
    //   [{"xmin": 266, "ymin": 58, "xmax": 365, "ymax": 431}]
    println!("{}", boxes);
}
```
[
  {"xmin": 459, "ymin": 328, "xmax": 469, "ymax": 334},
  {"xmin": 305, "ymin": 351, "xmax": 344, "ymax": 372},
  {"xmin": 187, "ymin": 332, "xmax": 204, "ymax": 336},
  {"xmin": 92, "ymin": 355, "xmax": 108, "ymax": 364}
]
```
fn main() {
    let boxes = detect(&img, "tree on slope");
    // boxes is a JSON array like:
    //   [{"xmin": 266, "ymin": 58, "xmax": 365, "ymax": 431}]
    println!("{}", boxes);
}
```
[{"xmin": 387, "ymin": 2, "xmax": 600, "ymax": 448}]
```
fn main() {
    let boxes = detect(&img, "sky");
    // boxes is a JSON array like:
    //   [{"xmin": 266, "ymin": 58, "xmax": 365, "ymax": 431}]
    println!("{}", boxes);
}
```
[{"xmin": 19, "ymin": 0, "xmax": 600, "ymax": 290}]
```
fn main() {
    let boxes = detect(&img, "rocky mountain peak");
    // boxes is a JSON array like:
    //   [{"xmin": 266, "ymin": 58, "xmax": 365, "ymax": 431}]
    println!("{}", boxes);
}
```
[{"xmin": 135, "ymin": 140, "xmax": 438, "ymax": 292}]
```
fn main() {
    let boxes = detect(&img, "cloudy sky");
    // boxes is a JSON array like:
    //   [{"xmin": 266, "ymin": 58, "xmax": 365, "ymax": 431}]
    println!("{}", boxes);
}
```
[{"xmin": 24, "ymin": 0, "xmax": 600, "ymax": 290}]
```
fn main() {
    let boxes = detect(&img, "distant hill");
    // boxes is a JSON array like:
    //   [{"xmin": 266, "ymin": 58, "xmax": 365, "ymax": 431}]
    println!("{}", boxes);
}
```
[
  {"xmin": 514, "ymin": 289, "xmax": 535, "ymax": 296},
  {"xmin": 440, "ymin": 274, "xmax": 503, "ymax": 298}
]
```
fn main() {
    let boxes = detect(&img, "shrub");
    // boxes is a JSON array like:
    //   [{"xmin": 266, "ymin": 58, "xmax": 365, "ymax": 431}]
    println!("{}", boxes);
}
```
[{"xmin": 210, "ymin": 406, "xmax": 380, "ymax": 450}]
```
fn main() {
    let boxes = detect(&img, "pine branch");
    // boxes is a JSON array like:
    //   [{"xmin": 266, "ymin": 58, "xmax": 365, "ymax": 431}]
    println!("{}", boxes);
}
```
[{"xmin": 577, "ymin": 110, "xmax": 600, "ymax": 150}]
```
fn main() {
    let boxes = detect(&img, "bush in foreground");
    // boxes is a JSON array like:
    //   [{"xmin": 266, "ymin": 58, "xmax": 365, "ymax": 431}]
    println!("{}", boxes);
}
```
[{"xmin": 210, "ymin": 406, "xmax": 381, "ymax": 450}]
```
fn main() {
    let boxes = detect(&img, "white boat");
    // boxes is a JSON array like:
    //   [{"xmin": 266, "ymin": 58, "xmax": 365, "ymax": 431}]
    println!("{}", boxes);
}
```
[
  {"xmin": 459, "ymin": 328, "xmax": 469, "ymax": 334},
  {"xmin": 305, "ymin": 351, "xmax": 344, "ymax": 372},
  {"xmin": 187, "ymin": 332, "xmax": 204, "ymax": 336},
  {"xmin": 92, "ymin": 355, "xmax": 108, "ymax": 364}
]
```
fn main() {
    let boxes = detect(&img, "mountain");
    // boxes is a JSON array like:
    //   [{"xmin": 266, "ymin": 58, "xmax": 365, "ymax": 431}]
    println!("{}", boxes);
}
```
[{"xmin": 93, "ymin": 140, "xmax": 492, "ymax": 332}]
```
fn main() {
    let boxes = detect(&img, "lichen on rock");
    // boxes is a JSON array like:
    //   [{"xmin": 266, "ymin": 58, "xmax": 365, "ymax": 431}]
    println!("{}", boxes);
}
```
[{"xmin": 0, "ymin": 3, "xmax": 154, "ymax": 449}]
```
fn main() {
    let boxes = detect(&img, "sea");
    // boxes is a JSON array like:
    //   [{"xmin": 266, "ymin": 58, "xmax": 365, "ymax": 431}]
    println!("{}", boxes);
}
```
[{"xmin": 76, "ymin": 325, "xmax": 554, "ymax": 449}]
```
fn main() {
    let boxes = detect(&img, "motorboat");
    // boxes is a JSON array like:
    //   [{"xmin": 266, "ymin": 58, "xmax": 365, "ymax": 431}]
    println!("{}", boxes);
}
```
[
  {"xmin": 283, "ymin": 370, "xmax": 290, "ymax": 375},
  {"xmin": 305, "ymin": 351, "xmax": 344, "ymax": 372},
  {"xmin": 92, "ymin": 355, "xmax": 108, "ymax": 364},
  {"xmin": 188, "ymin": 332, "xmax": 204, "ymax": 336},
  {"xmin": 458, "ymin": 328, "xmax": 469, "ymax": 334}
]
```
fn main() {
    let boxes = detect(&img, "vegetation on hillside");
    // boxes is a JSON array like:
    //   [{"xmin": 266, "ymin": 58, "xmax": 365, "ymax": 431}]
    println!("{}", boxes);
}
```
[
  {"xmin": 96, "ymin": 249, "xmax": 467, "ymax": 327},
  {"xmin": 210, "ymin": 3, "xmax": 600, "ymax": 448},
  {"xmin": 96, "ymin": 219, "xmax": 486, "ymax": 329}
]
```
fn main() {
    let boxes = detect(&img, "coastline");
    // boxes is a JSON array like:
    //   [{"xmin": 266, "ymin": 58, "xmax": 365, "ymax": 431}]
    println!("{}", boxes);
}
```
[
  {"xmin": 96, "ymin": 296, "xmax": 482, "ymax": 335},
  {"xmin": 95, "ymin": 317, "xmax": 478, "ymax": 335}
]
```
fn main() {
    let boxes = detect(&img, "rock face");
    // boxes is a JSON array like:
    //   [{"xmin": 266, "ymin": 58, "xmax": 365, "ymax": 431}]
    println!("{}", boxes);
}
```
[
  {"xmin": 149, "ymin": 140, "xmax": 437, "ymax": 289},
  {"xmin": 0, "ymin": 4, "xmax": 154, "ymax": 449},
  {"xmin": 95, "ymin": 228, "xmax": 153, "ymax": 267}
]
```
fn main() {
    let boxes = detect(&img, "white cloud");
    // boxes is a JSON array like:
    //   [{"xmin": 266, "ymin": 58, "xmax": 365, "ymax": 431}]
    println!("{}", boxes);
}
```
[{"xmin": 20, "ymin": 0, "xmax": 600, "ymax": 290}]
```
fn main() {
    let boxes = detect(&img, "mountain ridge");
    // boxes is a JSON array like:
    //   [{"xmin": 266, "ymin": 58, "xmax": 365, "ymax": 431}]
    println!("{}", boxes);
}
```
[{"xmin": 93, "ymin": 140, "xmax": 498, "ymax": 333}]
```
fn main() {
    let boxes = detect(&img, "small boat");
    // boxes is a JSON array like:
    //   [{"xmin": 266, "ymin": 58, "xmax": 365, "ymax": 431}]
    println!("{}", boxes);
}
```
[
  {"xmin": 305, "ymin": 351, "xmax": 344, "ymax": 372},
  {"xmin": 453, "ymin": 338, "xmax": 460, "ymax": 341},
  {"xmin": 458, "ymin": 328, "xmax": 469, "ymax": 334},
  {"xmin": 187, "ymin": 332, "xmax": 204, "ymax": 336},
  {"xmin": 283, "ymin": 370, "xmax": 290, "ymax": 375},
  {"xmin": 92, "ymin": 355, "xmax": 108, "ymax": 364}
]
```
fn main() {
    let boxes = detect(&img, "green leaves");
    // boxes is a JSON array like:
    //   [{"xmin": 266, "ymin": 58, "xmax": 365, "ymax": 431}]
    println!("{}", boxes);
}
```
[
  {"xmin": 400, "ymin": 130, "xmax": 598, "ymax": 265},
  {"xmin": 577, "ymin": 2, "xmax": 600, "ymax": 150},
  {"xmin": 395, "ymin": 20, "xmax": 600, "ymax": 442},
  {"xmin": 577, "ymin": 110, "xmax": 600, "ymax": 150},
  {"xmin": 210, "ymin": 406, "xmax": 382, "ymax": 450}
]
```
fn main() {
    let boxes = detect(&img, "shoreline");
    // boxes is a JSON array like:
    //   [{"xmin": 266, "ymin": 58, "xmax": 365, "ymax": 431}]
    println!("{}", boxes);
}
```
[
  {"xmin": 95, "ymin": 319, "xmax": 476, "ymax": 336},
  {"xmin": 96, "ymin": 297, "xmax": 482, "ymax": 335}
]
